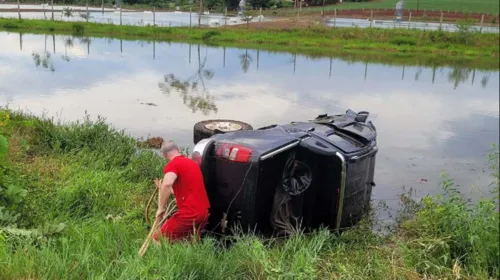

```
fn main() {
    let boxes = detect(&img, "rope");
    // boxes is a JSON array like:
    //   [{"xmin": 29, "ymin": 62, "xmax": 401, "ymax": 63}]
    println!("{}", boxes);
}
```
[
  {"xmin": 138, "ymin": 189, "xmax": 177, "ymax": 257},
  {"xmin": 220, "ymin": 161, "xmax": 254, "ymax": 233},
  {"xmin": 144, "ymin": 187, "xmax": 158, "ymax": 225}
]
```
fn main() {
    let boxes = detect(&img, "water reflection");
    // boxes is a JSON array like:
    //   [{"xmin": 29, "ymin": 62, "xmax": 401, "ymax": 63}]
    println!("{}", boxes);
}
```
[
  {"xmin": 239, "ymin": 49, "xmax": 252, "ymax": 73},
  {"xmin": 31, "ymin": 34, "xmax": 56, "ymax": 72},
  {"xmin": 481, "ymin": 75, "xmax": 490, "ymax": 88},
  {"xmin": 32, "ymin": 51, "xmax": 55, "ymax": 71},
  {"xmin": 158, "ymin": 44, "xmax": 218, "ymax": 115},
  {"xmin": 79, "ymin": 37, "xmax": 91, "ymax": 55},
  {"xmin": 449, "ymin": 67, "xmax": 472, "ymax": 89},
  {"xmin": 61, "ymin": 36, "xmax": 74, "ymax": 62},
  {"xmin": 17, "ymin": 32, "xmax": 495, "ymax": 91}
]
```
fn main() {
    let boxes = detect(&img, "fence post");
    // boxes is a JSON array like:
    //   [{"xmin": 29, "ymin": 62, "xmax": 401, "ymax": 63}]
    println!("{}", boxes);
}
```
[
  {"xmin": 259, "ymin": 7, "xmax": 262, "ymax": 22},
  {"xmin": 198, "ymin": 0, "xmax": 202, "ymax": 27},
  {"xmin": 17, "ymin": 0, "xmax": 20, "ymax": 20},
  {"xmin": 480, "ymin": 14, "xmax": 484, "ymax": 33},
  {"xmin": 224, "ymin": 7, "xmax": 227, "ymax": 25},
  {"xmin": 102, "ymin": 0, "xmax": 104, "ymax": 14},
  {"xmin": 51, "ymin": 0, "xmax": 54, "ymax": 20},
  {"xmin": 86, "ymin": 0, "xmax": 89, "ymax": 22},
  {"xmin": 190, "ymin": 6, "xmax": 192, "ymax": 28},
  {"xmin": 439, "ymin": 12, "xmax": 443, "ymax": 29},
  {"xmin": 334, "ymin": 8, "xmax": 337, "ymax": 28},
  {"xmin": 370, "ymin": 10, "xmax": 373, "ymax": 27},
  {"xmin": 120, "ymin": 7, "xmax": 122, "ymax": 26},
  {"xmin": 297, "ymin": 0, "xmax": 301, "ymax": 18},
  {"xmin": 408, "ymin": 12, "xmax": 411, "ymax": 29},
  {"xmin": 153, "ymin": 6, "xmax": 156, "ymax": 26}
]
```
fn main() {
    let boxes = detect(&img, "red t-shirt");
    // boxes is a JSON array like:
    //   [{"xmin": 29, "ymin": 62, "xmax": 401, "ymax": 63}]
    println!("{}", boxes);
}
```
[{"xmin": 164, "ymin": 155, "xmax": 210, "ymax": 217}]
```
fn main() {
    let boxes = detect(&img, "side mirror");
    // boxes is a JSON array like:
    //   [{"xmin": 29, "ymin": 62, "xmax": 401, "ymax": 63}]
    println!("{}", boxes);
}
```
[{"xmin": 355, "ymin": 111, "xmax": 369, "ymax": 123}]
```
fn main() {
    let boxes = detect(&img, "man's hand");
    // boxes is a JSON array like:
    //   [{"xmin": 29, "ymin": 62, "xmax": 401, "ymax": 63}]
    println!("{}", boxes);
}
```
[
  {"xmin": 155, "ymin": 208, "xmax": 165, "ymax": 222},
  {"xmin": 154, "ymin": 178, "xmax": 163, "ymax": 189}
]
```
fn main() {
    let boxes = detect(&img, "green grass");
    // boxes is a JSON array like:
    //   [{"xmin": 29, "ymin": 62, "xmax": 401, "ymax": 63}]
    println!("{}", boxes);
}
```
[
  {"xmin": 0, "ymin": 107, "xmax": 499, "ymax": 279},
  {"xmin": 287, "ymin": 0, "xmax": 500, "ymax": 15},
  {"xmin": 0, "ymin": 18, "xmax": 499, "ymax": 70}
]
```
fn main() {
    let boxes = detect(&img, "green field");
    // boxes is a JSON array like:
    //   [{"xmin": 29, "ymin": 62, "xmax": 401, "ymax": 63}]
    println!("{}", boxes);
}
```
[
  {"xmin": 290, "ymin": 0, "xmax": 500, "ymax": 15},
  {"xmin": 0, "ymin": 108, "xmax": 498, "ymax": 279}
]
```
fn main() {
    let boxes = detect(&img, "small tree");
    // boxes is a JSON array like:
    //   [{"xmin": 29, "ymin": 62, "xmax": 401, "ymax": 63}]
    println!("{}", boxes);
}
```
[{"xmin": 63, "ymin": 7, "xmax": 73, "ymax": 19}]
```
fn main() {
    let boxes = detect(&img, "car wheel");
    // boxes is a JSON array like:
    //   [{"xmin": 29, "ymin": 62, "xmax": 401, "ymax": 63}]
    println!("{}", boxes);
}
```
[{"xmin": 193, "ymin": 119, "xmax": 253, "ymax": 144}]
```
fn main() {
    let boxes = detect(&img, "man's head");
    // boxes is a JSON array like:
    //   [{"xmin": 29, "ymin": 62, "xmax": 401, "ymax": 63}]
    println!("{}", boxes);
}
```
[{"xmin": 160, "ymin": 140, "xmax": 181, "ymax": 160}]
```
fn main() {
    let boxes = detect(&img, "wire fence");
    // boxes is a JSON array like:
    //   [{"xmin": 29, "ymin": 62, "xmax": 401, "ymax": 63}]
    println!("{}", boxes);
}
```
[
  {"xmin": 275, "ymin": 4, "xmax": 500, "ymax": 17},
  {"xmin": 0, "ymin": 3, "xmax": 271, "ymax": 27},
  {"xmin": 323, "ymin": 10, "xmax": 500, "ymax": 33},
  {"xmin": 1, "ymin": 3, "xmax": 499, "ymax": 33}
]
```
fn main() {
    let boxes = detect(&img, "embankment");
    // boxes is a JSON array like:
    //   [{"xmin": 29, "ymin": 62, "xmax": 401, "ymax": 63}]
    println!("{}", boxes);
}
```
[
  {"xmin": 0, "ymin": 108, "xmax": 498, "ymax": 279},
  {"xmin": 0, "ymin": 18, "xmax": 498, "ymax": 70}
]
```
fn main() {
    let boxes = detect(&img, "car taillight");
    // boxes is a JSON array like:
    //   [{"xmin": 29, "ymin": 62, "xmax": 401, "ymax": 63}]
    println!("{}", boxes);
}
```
[{"xmin": 215, "ymin": 143, "xmax": 252, "ymax": 162}]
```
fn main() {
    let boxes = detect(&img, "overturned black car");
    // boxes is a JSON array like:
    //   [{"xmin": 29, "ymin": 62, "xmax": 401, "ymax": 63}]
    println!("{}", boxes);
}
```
[{"xmin": 190, "ymin": 110, "xmax": 378, "ymax": 237}]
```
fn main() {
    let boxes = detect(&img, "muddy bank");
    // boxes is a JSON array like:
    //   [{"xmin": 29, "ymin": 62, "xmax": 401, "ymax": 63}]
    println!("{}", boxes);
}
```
[{"xmin": 138, "ymin": 136, "xmax": 164, "ymax": 149}]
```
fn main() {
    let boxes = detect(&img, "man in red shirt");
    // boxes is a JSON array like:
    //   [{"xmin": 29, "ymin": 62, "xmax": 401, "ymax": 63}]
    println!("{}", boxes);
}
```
[{"xmin": 152, "ymin": 140, "xmax": 210, "ymax": 242}]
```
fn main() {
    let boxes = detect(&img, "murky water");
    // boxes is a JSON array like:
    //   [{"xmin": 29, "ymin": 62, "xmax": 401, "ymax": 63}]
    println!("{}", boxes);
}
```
[{"xmin": 0, "ymin": 31, "xmax": 498, "ymax": 212}]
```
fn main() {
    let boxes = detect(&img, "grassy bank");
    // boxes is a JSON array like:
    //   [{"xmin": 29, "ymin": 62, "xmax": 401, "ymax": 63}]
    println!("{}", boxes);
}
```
[
  {"xmin": 0, "ymin": 108, "xmax": 499, "ymax": 279},
  {"xmin": 0, "ymin": 18, "xmax": 499, "ymax": 66}
]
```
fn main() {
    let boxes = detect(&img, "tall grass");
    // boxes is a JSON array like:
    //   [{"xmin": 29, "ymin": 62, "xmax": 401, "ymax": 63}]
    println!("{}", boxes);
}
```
[{"xmin": 0, "ymin": 107, "xmax": 498, "ymax": 279}]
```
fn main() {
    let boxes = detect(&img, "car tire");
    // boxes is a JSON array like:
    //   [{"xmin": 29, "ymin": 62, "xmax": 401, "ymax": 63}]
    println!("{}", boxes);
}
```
[{"xmin": 193, "ymin": 119, "xmax": 253, "ymax": 144}]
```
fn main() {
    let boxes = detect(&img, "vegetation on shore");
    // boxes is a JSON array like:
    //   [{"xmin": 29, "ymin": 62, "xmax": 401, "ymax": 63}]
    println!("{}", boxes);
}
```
[
  {"xmin": 0, "ymin": 107, "xmax": 499, "ymax": 279},
  {"xmin": 1, "ymin": 18, "xmax": 499, "ymax": 65}
]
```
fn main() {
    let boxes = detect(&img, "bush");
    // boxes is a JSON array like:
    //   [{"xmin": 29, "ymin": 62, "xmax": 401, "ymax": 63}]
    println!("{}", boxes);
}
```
[
  {"xmin": 389, "ymin": 37, "xmax": 417, "ymax": 46},
  {"xmin": 454, "ymin": 19, "xmax": 476, "ymax": 45},
  {"xmin": 72, "ymin": 23, "xmax": 85, "ymax": 36},
  {"xmin": 2, "ymin": 22, "xmax": 19, "ymax": 29},
  {"xmin": 25, "ymin": 114, "xmax": 136, "ymax": 169},
  {"xmin": 202, "ymin": 30, "xmax": 220, "ymax": 41}
]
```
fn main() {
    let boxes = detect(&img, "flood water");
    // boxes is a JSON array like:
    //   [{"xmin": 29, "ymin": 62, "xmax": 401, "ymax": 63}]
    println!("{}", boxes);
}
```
[{"xmin": 0, "ymin": 31, "xmax": 498, "ymax": 214}]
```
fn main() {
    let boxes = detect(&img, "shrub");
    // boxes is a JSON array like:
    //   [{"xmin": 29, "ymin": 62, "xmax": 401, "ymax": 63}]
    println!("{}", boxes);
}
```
[
  {"xmin": 389, "ymin": 37, "xmax": 417, "ymax": 46},
  {"xmin": 454, "ymin": 19, "xmax": 476, "ymax": 45},
  {"xmin": 72, "ymin": 23, "xmax": 85, "ymax": 36},
  {"xmin": 2, "ymin": 22, "xmax": 18, "ymax": 29},
  {"xmin": 202, "ymin": 30, "xmax": 221, "ymax": 41}
]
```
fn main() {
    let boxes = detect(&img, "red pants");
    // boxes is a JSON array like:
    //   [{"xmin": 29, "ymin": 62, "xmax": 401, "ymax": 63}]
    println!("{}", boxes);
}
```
[{"xmin": 153, "ymin": 211, "xmax": 208, "ymax": 242}]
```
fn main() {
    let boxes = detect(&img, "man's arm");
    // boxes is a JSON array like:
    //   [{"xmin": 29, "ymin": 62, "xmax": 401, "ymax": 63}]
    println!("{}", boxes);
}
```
[{"xmin": 156, "ymin": 172, "xmax": 177, "ymax": 220}]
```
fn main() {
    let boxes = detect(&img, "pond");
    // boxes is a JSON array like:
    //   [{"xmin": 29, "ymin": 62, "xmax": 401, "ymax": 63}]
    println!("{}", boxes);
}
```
[{"xmin": 0, "ymin": 31, "xmax": 498, "ymax": 216}]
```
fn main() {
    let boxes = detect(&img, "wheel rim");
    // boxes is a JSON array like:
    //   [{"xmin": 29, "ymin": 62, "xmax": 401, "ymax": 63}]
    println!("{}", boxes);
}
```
[{"xmin": 204, "ymin": 121, "xmax": 243, "ymax": 132}]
